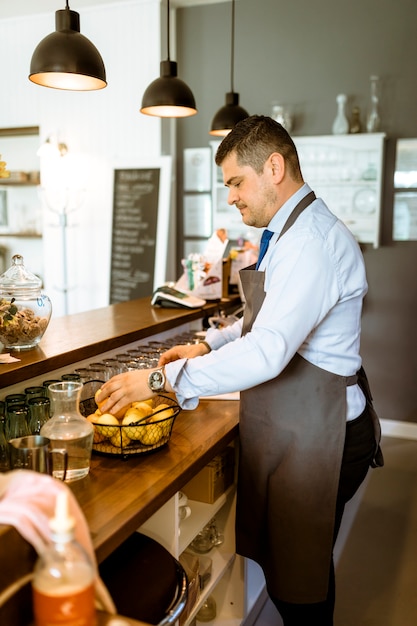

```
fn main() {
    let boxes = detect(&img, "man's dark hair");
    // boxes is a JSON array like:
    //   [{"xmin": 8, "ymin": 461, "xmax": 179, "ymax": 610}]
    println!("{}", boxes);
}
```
[{"xmin": 215, "ymin": 115, "xmax": 303, "ymax": 182}]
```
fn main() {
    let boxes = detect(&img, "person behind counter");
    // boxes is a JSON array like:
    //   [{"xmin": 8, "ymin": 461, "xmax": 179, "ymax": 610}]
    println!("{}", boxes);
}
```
[{"xmin": 99, "ymin": 115, "xmax": 383, "ymax": 626}]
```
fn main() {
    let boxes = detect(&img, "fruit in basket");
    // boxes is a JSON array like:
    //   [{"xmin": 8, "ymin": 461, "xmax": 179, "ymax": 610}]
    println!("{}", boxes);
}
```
[
  {"xmin": 136, "ymin": 407, "xmax": 174, "ymax": 445},
  {"xmin": 95, "ymin": 413, "xmax": 119, "ymax": 438},
  {"xmin": 110, "ymin": 428, "xmax": 131, "ymax": 448},
  {"xmin": 94, "ymin": 388, "xmax": 105, "ymax": 408},
  {"xmin": 86, "ymin": 413, "xmax": 107, "ymax": 443},
  {"xmin": 132, "ymin": 399, "xmax": 154, "ymax": 409},
  {"xmin": 125, "ymin": 403, "xmax": 153, "ymax": 419},
  {"xmin": 121, "ymin": 413, "xmax": 147, "ymax": 440},
  {"xmin": 138, "ymin": 421, "xmax": 169, "ymax": 446},
  {"xmin": 94, "ymin": 387, "xmax": 131, "ymax": 420},
  {"xmin": 153, "ymin": 403, "xmax": 175, "ymax": 420}
]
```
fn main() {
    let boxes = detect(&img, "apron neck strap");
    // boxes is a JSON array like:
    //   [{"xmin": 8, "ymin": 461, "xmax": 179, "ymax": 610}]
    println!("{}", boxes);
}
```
[{"xmin": 278, "ymin": 191, "xmax": 316, "ymax": 241}]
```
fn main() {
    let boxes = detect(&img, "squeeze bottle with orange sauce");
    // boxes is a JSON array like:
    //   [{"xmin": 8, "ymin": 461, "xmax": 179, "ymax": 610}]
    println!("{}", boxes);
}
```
[{"xmin": 32, "ymin": 490, "xmax": 96, "ymax": 626}]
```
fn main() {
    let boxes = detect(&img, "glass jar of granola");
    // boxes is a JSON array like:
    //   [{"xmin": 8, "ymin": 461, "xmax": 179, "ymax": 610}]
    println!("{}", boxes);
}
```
[{"xmin": 0, "ymin": 254, "xmax": 52, "ymax": 351}]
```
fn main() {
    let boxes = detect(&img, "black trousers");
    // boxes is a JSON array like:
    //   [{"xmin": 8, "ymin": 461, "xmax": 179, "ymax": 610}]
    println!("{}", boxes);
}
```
[{"xmin": 269, "ymin": 406, "xmax": 377, "ymax": 626}]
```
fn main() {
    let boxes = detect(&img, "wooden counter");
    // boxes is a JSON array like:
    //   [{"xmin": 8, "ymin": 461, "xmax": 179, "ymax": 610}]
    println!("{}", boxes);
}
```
[
  {"xmin": 0, "ymin": 400, "xmax": 239, "ymax": 624},
  {"xmin": 71, "ymin": 398, "xmax": 239, "ymax": 564}
]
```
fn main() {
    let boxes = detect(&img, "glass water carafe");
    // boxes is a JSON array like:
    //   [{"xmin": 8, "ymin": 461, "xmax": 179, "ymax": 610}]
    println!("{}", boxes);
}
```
[{"xmin": 40, "ymin": 381, "xmax": 94, "ymax": 482}]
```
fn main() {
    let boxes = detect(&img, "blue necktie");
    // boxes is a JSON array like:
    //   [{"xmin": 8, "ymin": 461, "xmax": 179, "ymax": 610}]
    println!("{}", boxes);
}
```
[{"xmin": 256, "ymin": 229, "xmax": 274, "ymax": 269}]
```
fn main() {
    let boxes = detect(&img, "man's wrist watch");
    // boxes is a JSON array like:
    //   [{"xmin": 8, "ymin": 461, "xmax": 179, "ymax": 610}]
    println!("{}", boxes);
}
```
[{"xmin": 147, "ymin": 367, "xmax": 166, "ymax": 393}]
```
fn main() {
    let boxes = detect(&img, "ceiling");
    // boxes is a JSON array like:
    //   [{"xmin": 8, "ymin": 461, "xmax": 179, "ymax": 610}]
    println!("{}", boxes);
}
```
[{"xmin": 0, "ymin": 0, "xmax": 226, "ymax": 19}]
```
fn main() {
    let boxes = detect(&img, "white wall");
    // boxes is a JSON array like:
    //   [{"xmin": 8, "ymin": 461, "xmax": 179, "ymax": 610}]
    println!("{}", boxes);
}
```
[{"xmin": 0, "ymin": 0, "xmax": 164, "ymax": 316}]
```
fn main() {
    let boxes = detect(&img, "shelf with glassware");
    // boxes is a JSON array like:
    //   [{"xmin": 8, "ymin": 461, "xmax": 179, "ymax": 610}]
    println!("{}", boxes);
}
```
[
  {"xmin": 139, "ymin": 443, "xmax": 265, "ymax": 626},
  {"xmin": 293, "ymin": 133, "xmax": 386, "ymax": 248},
  {"xmin": 0, "ymin": 173, "xmax": 42, "ymax": 238}
]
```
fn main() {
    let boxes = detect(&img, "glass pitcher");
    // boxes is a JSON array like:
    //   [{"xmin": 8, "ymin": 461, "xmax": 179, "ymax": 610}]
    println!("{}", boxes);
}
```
[{"xmin": 40, "ymin": 381, "xmax": 94, "ymax": 482}]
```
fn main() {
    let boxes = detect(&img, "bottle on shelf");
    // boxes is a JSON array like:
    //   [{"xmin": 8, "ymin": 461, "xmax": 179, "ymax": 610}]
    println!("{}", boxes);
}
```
[
  {"xmin": 366, "ymin": 75, "xmax": 381, "ymax": 133},
  {"xmin": 40, "ymin": 381, "xmax": 94, "ymax": 482},
  {"xmin": 32, "ymin": 490, "xmax": 96, "ymax": 626},
  {"xmin": 332, "ymin": 94, "xmax": 349, "ymax": 135},
  {"xmin": 350, "ymin": 106, "xmax": 362, "ymax": 133}
]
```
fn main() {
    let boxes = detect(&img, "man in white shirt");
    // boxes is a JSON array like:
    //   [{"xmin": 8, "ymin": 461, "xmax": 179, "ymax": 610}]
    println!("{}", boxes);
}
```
[{"xmin": 100, "ymin": 115, "xmax": 383, "ymax": 626}]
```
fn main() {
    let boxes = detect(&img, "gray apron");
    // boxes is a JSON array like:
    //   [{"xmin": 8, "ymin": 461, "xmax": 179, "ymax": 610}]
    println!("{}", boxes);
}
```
[{"xmin": 236, "ymin": 192, "xmax": 356, "ymax": 603}]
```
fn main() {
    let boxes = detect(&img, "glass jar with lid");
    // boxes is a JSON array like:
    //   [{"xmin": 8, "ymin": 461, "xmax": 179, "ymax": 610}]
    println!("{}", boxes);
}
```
[{"xmin": 0, "ymin": 254, "xmax": 52, "ymax": 350}]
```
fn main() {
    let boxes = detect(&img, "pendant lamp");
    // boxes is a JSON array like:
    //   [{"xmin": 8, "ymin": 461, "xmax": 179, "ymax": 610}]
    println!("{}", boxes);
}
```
[
  {"xmin": 140, "ymin": 0, "xmax": 197, "ymax": 118},
  {"xmin": 29, "ymin": 1, "xmax": 107, "ymax": 91},
  {"xmin": 209, "ymin": 0, "xmax": 249, "ymax": 136}
]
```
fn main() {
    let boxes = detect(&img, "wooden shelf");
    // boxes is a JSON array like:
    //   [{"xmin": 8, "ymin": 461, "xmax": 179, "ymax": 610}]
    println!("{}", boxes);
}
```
[
  {"xmin": 0, "ymin": 232, "xmax": 42, "ymax": 238},
  {"xmin": 0, "ymin": 170, "xmax": 40, "ymax": 186},
  {"xmin": 0, "ymin": 180, "xmax": 40, "ymax": 187}
]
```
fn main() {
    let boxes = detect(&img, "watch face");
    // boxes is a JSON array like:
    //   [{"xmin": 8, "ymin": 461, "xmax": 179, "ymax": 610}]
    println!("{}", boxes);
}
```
[{"xmin": 149, "ymin": 370, "xmax": 164, "ymax": 390}]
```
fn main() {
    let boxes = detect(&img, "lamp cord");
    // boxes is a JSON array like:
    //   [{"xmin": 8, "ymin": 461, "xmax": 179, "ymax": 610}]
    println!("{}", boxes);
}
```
[
  {"xmin": 230, "ymin": 0, "xmax": 235, "ymax": 92},
  {"xmin": 167, "ymin": 0, "xmax": 171, "ymax": 61}
]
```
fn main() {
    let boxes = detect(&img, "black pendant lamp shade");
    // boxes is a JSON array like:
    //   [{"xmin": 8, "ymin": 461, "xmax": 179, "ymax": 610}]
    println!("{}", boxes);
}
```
[
  {"xmin": 140, "ymin": 0, "xmax": 197, "ymax": 118},
  {"xmin": 141, "ymin": 60, "xmax": 197, "ymax": 118},
  {"xmin": 210, "ymin": 92, "xmax": 249, "ymax": 137},
  {"xmin": 29, "ymin": 3, "xmax": 107, "ymax": 91},
  {"xmin": 209, "ymin": 0, "xmax": 248, "ymax": 136}
]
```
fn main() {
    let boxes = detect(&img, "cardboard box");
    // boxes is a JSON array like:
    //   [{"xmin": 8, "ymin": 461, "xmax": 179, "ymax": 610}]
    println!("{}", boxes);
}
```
[{"xmin": 182, "ymin": 446, "xmax": 235, "ymax": 504}]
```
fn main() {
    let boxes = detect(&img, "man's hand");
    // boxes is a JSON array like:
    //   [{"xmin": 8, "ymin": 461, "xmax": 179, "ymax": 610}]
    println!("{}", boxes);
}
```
[
  {"xmin": 158, "ymin": 342, "xmax": 210, "ymax": 365},
  {"xmin": 98, "ymin": 342, "xmax": 210, "ymax": 415},
  {"xmin": 99, "ymin": 370, "xmax": 156, "ymax": 416}
]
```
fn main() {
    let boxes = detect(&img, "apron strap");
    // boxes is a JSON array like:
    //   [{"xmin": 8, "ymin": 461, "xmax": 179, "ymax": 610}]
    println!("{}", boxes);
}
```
[
  {"xmin": 346, "ymin": 374, "xmax": 358, "ymax": 386},
  {"xmin": 278, "ymin": 190, "xmax": 316, "ymax": 241}
]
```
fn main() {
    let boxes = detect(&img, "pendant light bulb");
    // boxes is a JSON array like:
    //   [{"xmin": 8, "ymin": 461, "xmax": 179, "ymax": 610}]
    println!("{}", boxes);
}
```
[
  {"xmin": 209, "ymin": 0, "xmax": 248, "ymax": 136},
  {"xmin": 29, "ymin": 2, "xmax": 107, "ymax": 91},
  {"xmin": 140, "ymin": 0, "xmax": 197, "ymax": 118}
]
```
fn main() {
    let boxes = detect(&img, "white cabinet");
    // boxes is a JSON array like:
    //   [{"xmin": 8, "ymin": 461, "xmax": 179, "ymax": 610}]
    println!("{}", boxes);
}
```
[
  {"xmin": 184, "ymin": 134, "xmax": 386, "ymax": 252},
  {"xmin": 294, "ymin": 133, "xmax": 386, "ymax": 248},
  {"xmin": 139, "ymin": 444, "xmax": 265, "ymax": 625}
]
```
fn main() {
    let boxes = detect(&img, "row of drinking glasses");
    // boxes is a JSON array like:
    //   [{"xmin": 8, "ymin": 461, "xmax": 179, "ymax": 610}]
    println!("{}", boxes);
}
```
[
  {"xmin": 69, "ymin": 332, "xmax": 204, "ymax": 382},
  {"xmin": 0, "ymin": 331, "xmax": 205, "ymax": 470}
]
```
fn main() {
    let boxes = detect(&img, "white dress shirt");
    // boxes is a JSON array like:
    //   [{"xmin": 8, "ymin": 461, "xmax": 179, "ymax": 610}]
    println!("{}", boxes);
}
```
[{"xmin": 167, "ymin": 184, "xmax": 367, "ymax": 420}]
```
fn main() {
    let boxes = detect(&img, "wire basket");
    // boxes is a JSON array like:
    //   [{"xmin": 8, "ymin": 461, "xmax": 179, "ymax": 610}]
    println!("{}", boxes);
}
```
[{"xmin": 79, "ymin": 380, "xmax": 181, "ymax": 458}]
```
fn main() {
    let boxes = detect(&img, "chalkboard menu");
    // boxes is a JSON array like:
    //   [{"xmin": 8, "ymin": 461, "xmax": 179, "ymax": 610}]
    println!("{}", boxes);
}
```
[{"xmin": 110, "ymin": 168, "xmax": 160, "ymax": 303}]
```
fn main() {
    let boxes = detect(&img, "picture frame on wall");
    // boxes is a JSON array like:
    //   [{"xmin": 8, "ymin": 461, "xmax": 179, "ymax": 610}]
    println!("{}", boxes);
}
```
[
  {"xmin": 183, "ymin": 193, "xmax": 212, "ymax": 238},
  {"xmin": 0, "ymin": 189, "xmax": 8, "ymax": 232},
  {"xmin": 184, "ymin": 148, "xmax": 212, "ymax": 192}
]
